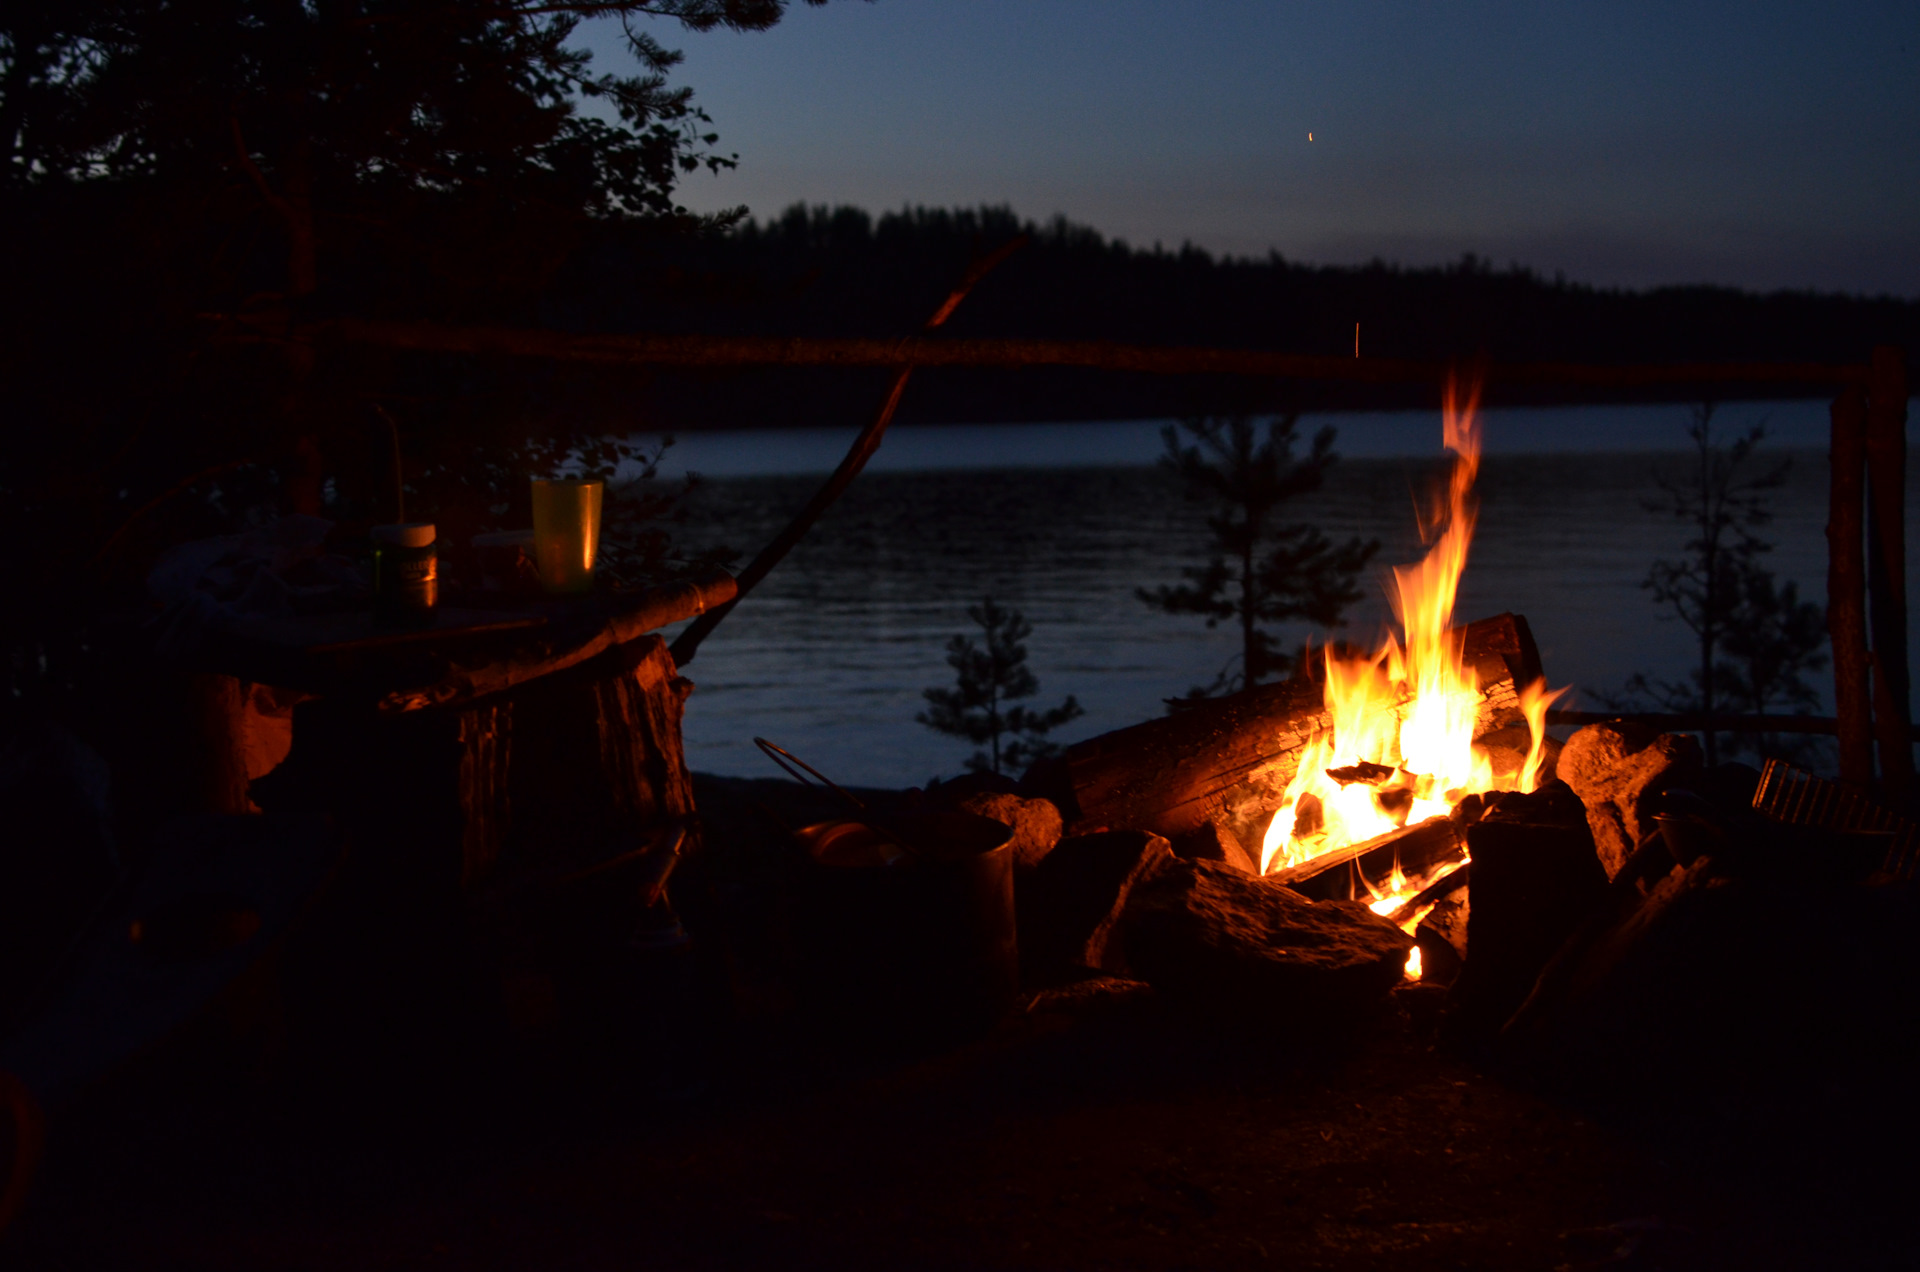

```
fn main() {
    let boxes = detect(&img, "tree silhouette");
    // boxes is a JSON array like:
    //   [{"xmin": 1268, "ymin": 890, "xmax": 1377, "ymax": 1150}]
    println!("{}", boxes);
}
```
[
  {"xmin": 1621, "ymin": 405, "xmax": 1827, "ymax": 764},
  {"xmin": 0, "ymin": 0, "xmax": 808, "ymax": 696},
  {"xmin": 919, "ymin": 598, "xmax": 1083, "ymax": 777},
  {"xmin": 1140, "ymin": 414, "xmax": 1378, "ymax": 696}
]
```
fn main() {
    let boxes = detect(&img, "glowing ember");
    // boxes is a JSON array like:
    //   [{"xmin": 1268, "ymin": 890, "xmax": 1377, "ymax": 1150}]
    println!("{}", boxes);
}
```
[
  {"xmin": 1258, "ymin": 373, "xmax": 1568, "ymax": 886},
  {"xmin": 1404, "ymin": 944, "xmax": 1423, "ymax": 981}
]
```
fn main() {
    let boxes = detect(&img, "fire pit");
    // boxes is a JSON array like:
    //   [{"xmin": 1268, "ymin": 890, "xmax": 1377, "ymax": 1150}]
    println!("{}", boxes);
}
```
[{"xmin": 1024, "ymin": 376, "xmax": 1565, "ymax": 1009}]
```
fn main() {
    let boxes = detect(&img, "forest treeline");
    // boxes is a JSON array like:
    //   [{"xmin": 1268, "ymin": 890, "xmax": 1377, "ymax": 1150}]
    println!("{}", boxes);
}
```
[{"xmin": 558, "ymin": 203, "xmax": 1920, "ymax": 427}]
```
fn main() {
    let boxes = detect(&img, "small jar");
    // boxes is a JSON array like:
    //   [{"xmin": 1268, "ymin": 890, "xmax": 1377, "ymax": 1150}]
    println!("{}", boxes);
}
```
[{"xmin": 372, "ymin": 522, "xmax": 437, "ymax": 624}]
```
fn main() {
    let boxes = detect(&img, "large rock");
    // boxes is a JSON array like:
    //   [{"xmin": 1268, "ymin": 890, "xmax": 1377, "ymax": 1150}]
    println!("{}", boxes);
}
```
[
  {"xmin": 1171, "ymin": 819, "xmax": 1258, "ymax": 875},
  {"xmin": 1018, "ymin": 830, "xmax": 1172, "ymax": 983},
  {"xmin": 1118, "ymin": 858, "xmax": 1412, "ymax": 1021},
  {"xmin": 1558, "ymin": 722, "xmax": 1702, "ymax": 879},
  {"xmin": 1446, "ymin": 781, "xmax": 1609, "ymax": 1040},
  {"xmin": 952, "ymin": 792, "xmax": 1063, "ymax": 871}
]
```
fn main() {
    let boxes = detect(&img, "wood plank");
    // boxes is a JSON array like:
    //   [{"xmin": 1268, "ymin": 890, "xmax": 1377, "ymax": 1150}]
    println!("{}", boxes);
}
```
[{"xmin": 312, "ymin": 319, "xmax": 1872, "ymax": 393}]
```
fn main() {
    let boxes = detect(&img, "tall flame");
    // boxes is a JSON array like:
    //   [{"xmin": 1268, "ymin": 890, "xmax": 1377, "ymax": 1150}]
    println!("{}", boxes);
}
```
[{"xmin": 1257, "ymin": 372, "xmax": 1509, "ymax": 881}]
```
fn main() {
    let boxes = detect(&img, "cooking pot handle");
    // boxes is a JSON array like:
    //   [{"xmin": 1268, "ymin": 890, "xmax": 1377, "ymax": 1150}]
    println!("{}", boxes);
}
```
[{"xmin": 753, "ymin": 738, "xmax": 869, "ymax": 813}]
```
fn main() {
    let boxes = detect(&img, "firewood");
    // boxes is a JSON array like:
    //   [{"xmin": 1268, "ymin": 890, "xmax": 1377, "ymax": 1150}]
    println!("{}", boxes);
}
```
[
  {"xmin": 1268, "ymin": 816, "xmax": 1462, "ymax": 904},
  {"xmin": 1444, "ymin": 782, "xmax": 1609, "ymax": 1042},
  {"xmin": 1048, "ymin": 612, "xmax": 1543, "ymax": 855}
]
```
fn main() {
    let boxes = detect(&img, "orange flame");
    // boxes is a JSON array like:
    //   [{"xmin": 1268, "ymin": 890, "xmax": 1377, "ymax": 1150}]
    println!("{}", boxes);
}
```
[
  {"xmin": 1518, "ymin": 678, "xmax": 1572, "ymax": 793},
  {"xmin": 1259, "ymin": 372, "xmax": 1535, "ymax": 877}
]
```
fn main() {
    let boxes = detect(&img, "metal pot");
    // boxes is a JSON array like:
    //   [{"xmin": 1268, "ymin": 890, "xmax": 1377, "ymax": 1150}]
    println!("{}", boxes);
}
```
[{"xmin": 793, "ymin": 810, "xmax": 1016, "ymax": 1045}]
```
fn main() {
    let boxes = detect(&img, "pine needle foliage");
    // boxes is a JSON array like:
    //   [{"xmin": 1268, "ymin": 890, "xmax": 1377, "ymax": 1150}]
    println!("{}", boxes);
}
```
[
  {"xmin": 919, "ymin": 598, "xmax": 1083, "ymax": 777},
  {"xmin": 1622, "ymin": 405, "xmax": 1828, "ymax": 764},
  {"xmin": 1140, "ymin": 414, "xmax": 1379, "ymax": 696}
]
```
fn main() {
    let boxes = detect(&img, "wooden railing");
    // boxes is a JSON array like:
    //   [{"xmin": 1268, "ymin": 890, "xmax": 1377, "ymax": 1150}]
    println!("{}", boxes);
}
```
[{"xmin": 307, "ymin": 316, "xmax": 1912, "ymax": 804}]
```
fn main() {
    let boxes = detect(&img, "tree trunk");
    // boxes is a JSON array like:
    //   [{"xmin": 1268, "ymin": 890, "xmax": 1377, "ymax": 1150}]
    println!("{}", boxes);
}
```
[{"xmin": 1828, "ymin": 386, "xmax": 1873, "ymax": 786}]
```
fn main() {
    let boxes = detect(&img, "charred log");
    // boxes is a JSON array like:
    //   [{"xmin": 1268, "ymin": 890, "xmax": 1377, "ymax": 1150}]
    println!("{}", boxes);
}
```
[{"xmin": 1268, "ymin": 815, "xmax": 1463, "ymax": 903}]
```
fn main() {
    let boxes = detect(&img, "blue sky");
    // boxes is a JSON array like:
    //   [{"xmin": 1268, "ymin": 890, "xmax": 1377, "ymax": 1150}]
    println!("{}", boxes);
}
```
[{"xmin": 583, "ymin": 1, "xmax": 1920, "ymax": 296}]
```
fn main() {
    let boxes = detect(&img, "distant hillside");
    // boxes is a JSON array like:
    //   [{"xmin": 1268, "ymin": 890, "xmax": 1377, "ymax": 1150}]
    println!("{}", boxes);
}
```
[{"xmin": 552, "ymin": 205, "xmax": 1920, "ymax": 427}]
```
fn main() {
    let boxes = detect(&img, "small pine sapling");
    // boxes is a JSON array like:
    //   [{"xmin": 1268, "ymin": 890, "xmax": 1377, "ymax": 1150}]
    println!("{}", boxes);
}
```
[
  {"xmin": 1140, "ymin": 413, "xmax": 1379, "ymax": 697},
  {"xmin": 1617, "ymin": 404, "xmax": 1827, "ymax": 764},
  {"xmin": 918, "ymin": 597, "xmax": 1084, "ymax": 776}
]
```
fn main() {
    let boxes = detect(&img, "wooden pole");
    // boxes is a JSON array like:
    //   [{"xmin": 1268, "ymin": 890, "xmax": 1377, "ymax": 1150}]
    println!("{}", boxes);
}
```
[
  {"xmin": 1545, "ymin": 709, "xmax": 1920, "ymax": 742},
  {"xmin": 667, "ymin": 236, "xmax": 1027, "ymax": 668},
  {"xmin": 1828, "ymin": 386, "xmax": 1874, "ymax": 787},
  {"xmin": 308, "ymin": 319, "xmax": 1872, "ymax": 395},
  {"xmin": 1866, "ymin": 346, "xmax": 1913, "ymax": 805}
]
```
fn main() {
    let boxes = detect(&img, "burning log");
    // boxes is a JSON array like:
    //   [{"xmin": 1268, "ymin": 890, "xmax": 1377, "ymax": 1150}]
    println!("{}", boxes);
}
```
[
  {"xmin": 1047, "ymin": 611, "xmax": 1545, "ymax": 859},
  {"xmin": 1266, "ymin": 814, "xmax": 1461, "ymax": 902},
  {"xmin": 1118, "ymin": 858, "xmax": 1413, "ymax": 1024}
]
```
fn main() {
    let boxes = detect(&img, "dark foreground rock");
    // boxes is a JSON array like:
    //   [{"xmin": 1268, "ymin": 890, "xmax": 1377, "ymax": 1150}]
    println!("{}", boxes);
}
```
[
  {"xmin": 1119, "ymin": 858, "xmax": 1411, "ymax": 1021},
  {"xmin": 1500, "ymin": 855, "xmax": 1920, "ymax": 1132},
  {"xmin": 1017, "ymin": 830, "xmax": 1172, "ymax": 983},
  {"xmin": 1557, "ymin": 722, "xmax": 1702, "ymax": 879}
]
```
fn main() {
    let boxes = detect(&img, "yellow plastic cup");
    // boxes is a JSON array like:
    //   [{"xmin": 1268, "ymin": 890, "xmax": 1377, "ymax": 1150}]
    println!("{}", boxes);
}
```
[{"xmin": 530, "ymin": 478, "xmax": 604, "ymax": 594}]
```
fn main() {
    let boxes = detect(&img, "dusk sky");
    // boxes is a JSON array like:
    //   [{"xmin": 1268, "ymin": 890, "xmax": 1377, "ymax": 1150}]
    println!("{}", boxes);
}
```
[{"xmin": 590, "ymin": 1, "xmax": 1920, "ymax": 297}]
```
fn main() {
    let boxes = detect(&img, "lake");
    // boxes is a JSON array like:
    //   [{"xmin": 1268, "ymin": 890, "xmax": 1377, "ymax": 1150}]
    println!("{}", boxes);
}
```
[{"xmin": 644, "ymin": 401, "xmax": 1917, "ymax": 788}]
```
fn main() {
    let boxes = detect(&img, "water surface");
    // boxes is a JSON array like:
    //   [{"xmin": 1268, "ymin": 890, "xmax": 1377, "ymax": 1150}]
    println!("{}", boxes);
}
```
[{"xmin": 648, "ymin": 406, "xmax": 1913, "ymax": 787}]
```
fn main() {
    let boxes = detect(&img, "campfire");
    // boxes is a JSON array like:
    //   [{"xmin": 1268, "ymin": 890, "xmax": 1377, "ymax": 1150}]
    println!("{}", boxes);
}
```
[
  {"xmin": 1247, "ymin": 376, "xmax": 1563, "ymax": 972},
  {"xmin": 982, "ymin": 379, "xmax": 1591, "ymax": 1026}
]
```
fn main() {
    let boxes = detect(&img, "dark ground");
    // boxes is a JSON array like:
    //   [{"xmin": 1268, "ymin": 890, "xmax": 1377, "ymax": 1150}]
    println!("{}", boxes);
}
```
[{"xmin": 4, "ymin": 776, "xmax": 1916, "ymax": 1271}]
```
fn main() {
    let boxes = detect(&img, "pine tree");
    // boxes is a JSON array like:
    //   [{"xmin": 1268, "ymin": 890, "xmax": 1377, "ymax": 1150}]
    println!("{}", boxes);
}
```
[
  {"xmin": 918, "ymin": 598, "xmax": 1083, "ymax": 776},
  {"xmin": 1140, "ymin": 414, "xmax": 1378, "ymax": 696},
  {"xmin": 1622, "ymin": 405, "xmax": 1827, "ymax": 764}
]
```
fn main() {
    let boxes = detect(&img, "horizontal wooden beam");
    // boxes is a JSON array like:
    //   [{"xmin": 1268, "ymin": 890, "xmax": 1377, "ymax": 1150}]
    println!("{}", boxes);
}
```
[
  {"xmin": 310, "ymin": 319, "xmax": 1871, "ymax": 392},
  {"xmin": 1548, "ymin": 709, "xmax": 1920, "ymax": 742}
]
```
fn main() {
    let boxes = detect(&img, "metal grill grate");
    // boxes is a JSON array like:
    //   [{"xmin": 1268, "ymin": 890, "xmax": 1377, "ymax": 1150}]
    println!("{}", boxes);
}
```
[{"xmin": 1750, "ymin": 759, "xmax": 1920, "ymax": 879}]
